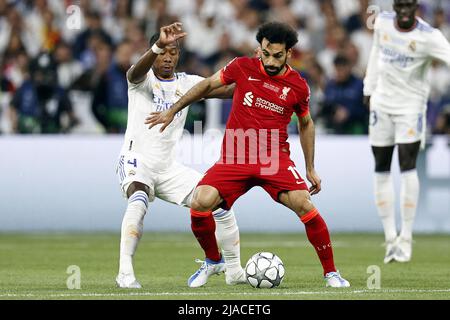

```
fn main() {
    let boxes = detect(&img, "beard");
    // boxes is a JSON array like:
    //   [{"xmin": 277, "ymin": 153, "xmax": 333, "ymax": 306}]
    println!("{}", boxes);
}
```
[{"xmin": 262, "ymin": 57, "xmax": 287, "ymax": 76}]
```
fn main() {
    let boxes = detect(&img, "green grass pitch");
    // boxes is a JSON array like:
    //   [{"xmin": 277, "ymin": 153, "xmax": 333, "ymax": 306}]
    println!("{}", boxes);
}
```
[{"xmin": 0, "ymin": 233, "xmax": 449, "ymax": 300}]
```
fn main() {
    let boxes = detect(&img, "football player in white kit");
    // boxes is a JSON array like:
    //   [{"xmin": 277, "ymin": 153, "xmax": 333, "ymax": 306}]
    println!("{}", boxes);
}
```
[
  {"xmin": 115, "ymin": 22, "xmax": 245, "ymax": 288},
  {"xmin": 364, "ymin": 0, "xmax": 450, "ymax": 263}
]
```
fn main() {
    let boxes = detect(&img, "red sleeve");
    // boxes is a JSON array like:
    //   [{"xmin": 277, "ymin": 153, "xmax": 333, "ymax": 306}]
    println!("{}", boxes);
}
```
[
  {"xmin": 294, "ymin": 82, "xmax": 311, "ymax": 118},
  {"xmin": 220, "ymin": 57, "xmax": 241, "ymax": 85}
]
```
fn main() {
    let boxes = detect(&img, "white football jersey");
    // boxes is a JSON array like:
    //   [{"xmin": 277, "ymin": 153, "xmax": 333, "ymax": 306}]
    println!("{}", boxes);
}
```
[
  {"xmin": 364, "ymin": 12, "xmax": 450, "ymax": 115},
  {"xmin": 121, "ymin": 69, "xmax": 203, "ymax": 171}
]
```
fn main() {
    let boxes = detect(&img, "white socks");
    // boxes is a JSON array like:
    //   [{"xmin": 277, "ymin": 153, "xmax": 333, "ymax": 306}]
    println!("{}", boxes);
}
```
[
  {"xmin": 399, "ymin": 170, "xmax": 419, "ymax": 241},
  {"xmin": 374, "ymin": 170, "xmax": 420, "ymax": 243},
  {"xmin": 119, "ymin": 191, "xmax": 148, "ymax": 275},
  {"xmin": 374, "ymin": 173, "xmax": 397, "ymax": 243},
  {"xmin": 213, "ymin": 208, "xmax": 242, "ymax": 275}
]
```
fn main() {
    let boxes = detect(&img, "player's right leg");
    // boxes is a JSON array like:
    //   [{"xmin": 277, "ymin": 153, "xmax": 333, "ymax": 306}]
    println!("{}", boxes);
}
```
[
  {"xmin": 369, "ymin": 108, "xmax": 398, "ymax": 263},
  {"xmin": 395, "ymin": 140, "xmax": 421, "ymax": 263},
  {"xmin": 116, "ymin": 182, "xmax": 150, "ymax": 288},
  {"xmin": 115, "ymin": 153, "xmax": 154, "ymax": 288},
  {"xmin": 372, "ymin": 145, "xmax": 397, "ymax": 263},
  {"xmin": 212, "ymin": 208, "xmax": 246, "ymax": 285}
]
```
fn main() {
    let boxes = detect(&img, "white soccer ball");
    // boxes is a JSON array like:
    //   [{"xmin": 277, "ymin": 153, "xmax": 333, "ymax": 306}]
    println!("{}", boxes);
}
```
[{"xmin": 245, "ymin": 252, "xmax": 285, "ymax": 288}]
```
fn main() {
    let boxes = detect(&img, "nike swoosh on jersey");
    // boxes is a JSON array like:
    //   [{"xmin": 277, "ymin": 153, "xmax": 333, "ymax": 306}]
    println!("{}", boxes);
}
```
[{"xmin": 248, "ymin": 77, "xmax": 261, "ymax": 81}]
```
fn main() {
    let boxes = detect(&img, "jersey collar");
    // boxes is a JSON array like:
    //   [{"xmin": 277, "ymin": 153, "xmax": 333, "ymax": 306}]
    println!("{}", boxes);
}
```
[
  {"xmin": 155, "ymin": 74, "xmax": 176, "ymax": 82},
  {"xmin": 394, "ymin": 18, "xmax": 418, "ymax": 33}
]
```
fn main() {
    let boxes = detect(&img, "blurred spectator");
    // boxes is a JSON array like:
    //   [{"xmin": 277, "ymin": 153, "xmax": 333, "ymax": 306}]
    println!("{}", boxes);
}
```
[
  {"xmin": 0, "ymin": 6, "xmax": 40, "ymax": 58},
  {"xmin": 0, "ymin": 0, "xmax": 448, "ymax": 135},
  {"xmin": 350, "ymin": 0, "xmax": 374, "ymax": 77},
  {"xmin": 318, "ymin": 24, "xmax": 348, "ymax": 78},
  {"xmin": 433, "ymin": 7, "xmax": 450, "ymax": 40},
  {"xmin": 300, "ymin": 52, "xmax": 327, "ymax": 132},
  {"xmin": 103, "ymin": 0, "xmax": 132, "ymax": 44},
  {"xmin": 183, "ymin": 2, "xmax": 227, "ymax": 68},
  {"xmin": 73, "ymin": 11, "xmax": 113, "ymax": 66},
  {"xmin": 228, "ymin": 6, "xmax": 261, "ymax": 55},
  {"xmin": 322, "ymin": 55, "xmax": 367, "ymax": 134},
  {"xmin": 54, "ymin": 41, "xmax": 84, "ymax": 89},
  {"xmin": 91, "ymin": 41, "xmax": 132, "ymax": 133},
  {"xmin": 9, "ymin": 52, "xmax": 77, "ymax": 133}
]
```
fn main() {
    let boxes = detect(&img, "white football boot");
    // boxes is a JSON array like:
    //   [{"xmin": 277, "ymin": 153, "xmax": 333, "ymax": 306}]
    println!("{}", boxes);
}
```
[
  {"xmin": 394, "ymin": 237, "xmax": 412, "ymax": 263},
  {"xmin": 115, "ymin": 273, "xmax": 142, "ymax": 289},
  {"xmin": 225, "ymin": 268, "xmax": 247, "ymax": 285},
  {"xmin": 188, "ymin": 258, "xmax": 226, "ymax": 288},
  {"xmin": 384, "ymin": 239, "xmax": 397, "ymax": 264},
  {"xmin": 325, "ymin": 271, "xmax": 351, "ymax": 288}
]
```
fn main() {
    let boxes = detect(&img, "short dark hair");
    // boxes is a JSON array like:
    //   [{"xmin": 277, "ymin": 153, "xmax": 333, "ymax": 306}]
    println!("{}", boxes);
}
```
[
  {"xmin": 149, "ymin": 32, "xmax": 181, "ymax": 49},
  {"xmin": 256, "ymin": 22, "xmax": 298, "ymax": 50},
  {"xmin": 149, "ymin": 33, "xmax": 160, "ymax": 47}
]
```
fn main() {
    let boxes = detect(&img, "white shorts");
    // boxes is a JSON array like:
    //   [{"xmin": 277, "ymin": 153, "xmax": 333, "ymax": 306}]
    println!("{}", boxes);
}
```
[
  {"xmin": 369, "ymin": 107, "xmax": 425, "ymax": 147},
  {"xmin": 116, "ymin": 151, "xmax": 203, "ymax": 207}
]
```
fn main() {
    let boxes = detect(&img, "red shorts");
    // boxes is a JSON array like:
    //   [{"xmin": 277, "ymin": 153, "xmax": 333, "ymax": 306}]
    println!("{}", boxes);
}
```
[{"xmin": 197, "ymin": 158, "xmax": 308, "ymax": 210}]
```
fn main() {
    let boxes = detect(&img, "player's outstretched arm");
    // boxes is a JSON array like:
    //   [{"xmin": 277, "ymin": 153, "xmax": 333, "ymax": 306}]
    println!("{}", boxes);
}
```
[
  {"xmin": 206, "ymin": 84, "xmax": 236, "ymax": 99},
  {"xmin": 298, "ymin": 113, "xmax": 321, "ymax": 195},
  {"xmin": 145, "ymin": 70, "xmax": 225, "ymax": 132},
  {"xmin": 127, "ymin": 22, "xmax": 187, "ymax": 84}
]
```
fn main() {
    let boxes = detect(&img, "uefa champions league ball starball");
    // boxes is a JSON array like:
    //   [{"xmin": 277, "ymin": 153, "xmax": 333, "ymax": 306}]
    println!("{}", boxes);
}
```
[{"xmin": 245, "ymin": 252, "xmax": 285, "ymax": 288}]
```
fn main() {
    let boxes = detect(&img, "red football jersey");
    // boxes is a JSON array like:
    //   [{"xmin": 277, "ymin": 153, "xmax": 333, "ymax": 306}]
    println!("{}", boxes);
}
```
[{"xmin": 219, "ymin": 56, "xmax": 310, "ymax": 165}]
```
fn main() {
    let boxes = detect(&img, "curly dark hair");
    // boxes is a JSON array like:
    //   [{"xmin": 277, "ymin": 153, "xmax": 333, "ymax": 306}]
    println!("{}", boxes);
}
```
[{"xmin": 256, "ymin": 22, "xmax": 298, "ymax": 50}]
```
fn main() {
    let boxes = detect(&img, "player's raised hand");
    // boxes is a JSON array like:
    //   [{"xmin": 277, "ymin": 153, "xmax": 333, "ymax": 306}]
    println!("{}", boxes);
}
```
[
  {"xmin": 145, "ymin": 109, "xmax": 175, "ymax": 133},
  {"xmin": 157, "ymin": 22, "xmax": 187, "ymax": 47},
  {"xmin": 306, "ymin": 168, "xmax": 322, "ymax": 195}
]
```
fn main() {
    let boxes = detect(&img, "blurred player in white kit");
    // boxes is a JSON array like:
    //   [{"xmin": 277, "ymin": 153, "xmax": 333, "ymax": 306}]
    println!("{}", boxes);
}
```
[
  {"xmin": 115, "ymin": 22, "xmax": 245, "ymax": 288},
  {"xmin": 364, "ymin": 0, "xmax": 450, "ymax": 263}
]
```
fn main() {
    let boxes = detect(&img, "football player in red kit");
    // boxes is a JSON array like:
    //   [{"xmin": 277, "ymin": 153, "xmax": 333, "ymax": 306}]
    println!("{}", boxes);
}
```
[{"xmin": 146, "ymin": 22, "xmax": 350, "ymax": 287}]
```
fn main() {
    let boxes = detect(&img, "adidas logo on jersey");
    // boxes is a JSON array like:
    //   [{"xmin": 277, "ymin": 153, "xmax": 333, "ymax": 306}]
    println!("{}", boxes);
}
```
[{"xmin": 243, "ymin": 92, "xmax": 254, "ymax": 107}]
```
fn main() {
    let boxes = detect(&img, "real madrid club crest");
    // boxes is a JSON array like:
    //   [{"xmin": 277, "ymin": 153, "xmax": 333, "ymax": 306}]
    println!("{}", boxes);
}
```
[
  {"xmin": 280, "ymin": 87, "xmax": 291, "ymax": 101},
  {"xmin": 409, "ymin": 40, "xmax": 417, "ymax": 52}
]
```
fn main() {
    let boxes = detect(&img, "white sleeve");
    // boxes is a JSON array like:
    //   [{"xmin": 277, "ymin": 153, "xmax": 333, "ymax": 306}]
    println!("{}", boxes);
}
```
[
  {"xmin": 428, "ymin": 29, "xmax": 450, "ymax": 67},
  {"xmin": 363, "ymin": 17, "xmax": 381, "ymax": 97},
  {"xmin": 189, "ymin": 74, "xmax": 205, "ymax": 87},
  {"xmin": 127, "ymin": 67, "xmax": 153, "ymax": 90}
]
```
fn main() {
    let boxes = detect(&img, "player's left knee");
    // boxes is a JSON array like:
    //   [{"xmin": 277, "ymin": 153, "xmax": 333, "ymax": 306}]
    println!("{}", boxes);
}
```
[
  {"xmin": 398, "ymin": 142, "xmax": 420, "ymax": 172},
  {"xmin": 400, "ymin": 159, "xmax": 416, "ymax": 172},
  {"xmin": 399, "ymin": 152, "xmax": 418, "ymax": 172},
  {"xmin": 289, "ymin": 191, "xmax": 314, "ymax": 216}
]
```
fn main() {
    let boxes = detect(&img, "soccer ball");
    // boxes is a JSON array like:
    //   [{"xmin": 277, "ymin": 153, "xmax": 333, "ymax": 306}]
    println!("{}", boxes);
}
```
[{"xmin": 245, "ymin": 252, "xmax": 285, "ymax": 288}]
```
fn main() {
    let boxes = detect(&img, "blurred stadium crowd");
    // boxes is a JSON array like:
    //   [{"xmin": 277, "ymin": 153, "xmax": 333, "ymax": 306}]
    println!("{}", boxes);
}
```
[{"xmin": 0, "ymin": 0, "xmax": 449, "ymax": 134}]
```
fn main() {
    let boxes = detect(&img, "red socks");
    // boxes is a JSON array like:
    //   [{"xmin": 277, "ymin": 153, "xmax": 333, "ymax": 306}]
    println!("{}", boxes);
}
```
[
  {"xmin": 191, "ymin": 209, "xmax": 221, "ymax": 262},
  {"xmin": 301, "ymin": 209, "xmax": 337, "ymax": 275}
]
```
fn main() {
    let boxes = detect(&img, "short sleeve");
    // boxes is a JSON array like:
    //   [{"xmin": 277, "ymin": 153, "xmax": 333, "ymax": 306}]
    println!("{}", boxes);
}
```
[
  {"xmin": 294, "ymin": 83, "xmax": 311, "ymax": 118},
  {"xmin": 220, "ymin": 57, "xmax": 240, "ymax": 85},
  {"xmin": 127, "ymin": 67, "xmax": 152, "ymax": 90},
  {"xmin": 188, "ymin": 74, "xmax": 205, "ymax": 87},
  {"xmin": 428, "ymin": 29, "xmax": 450, "ymax": 67}
]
